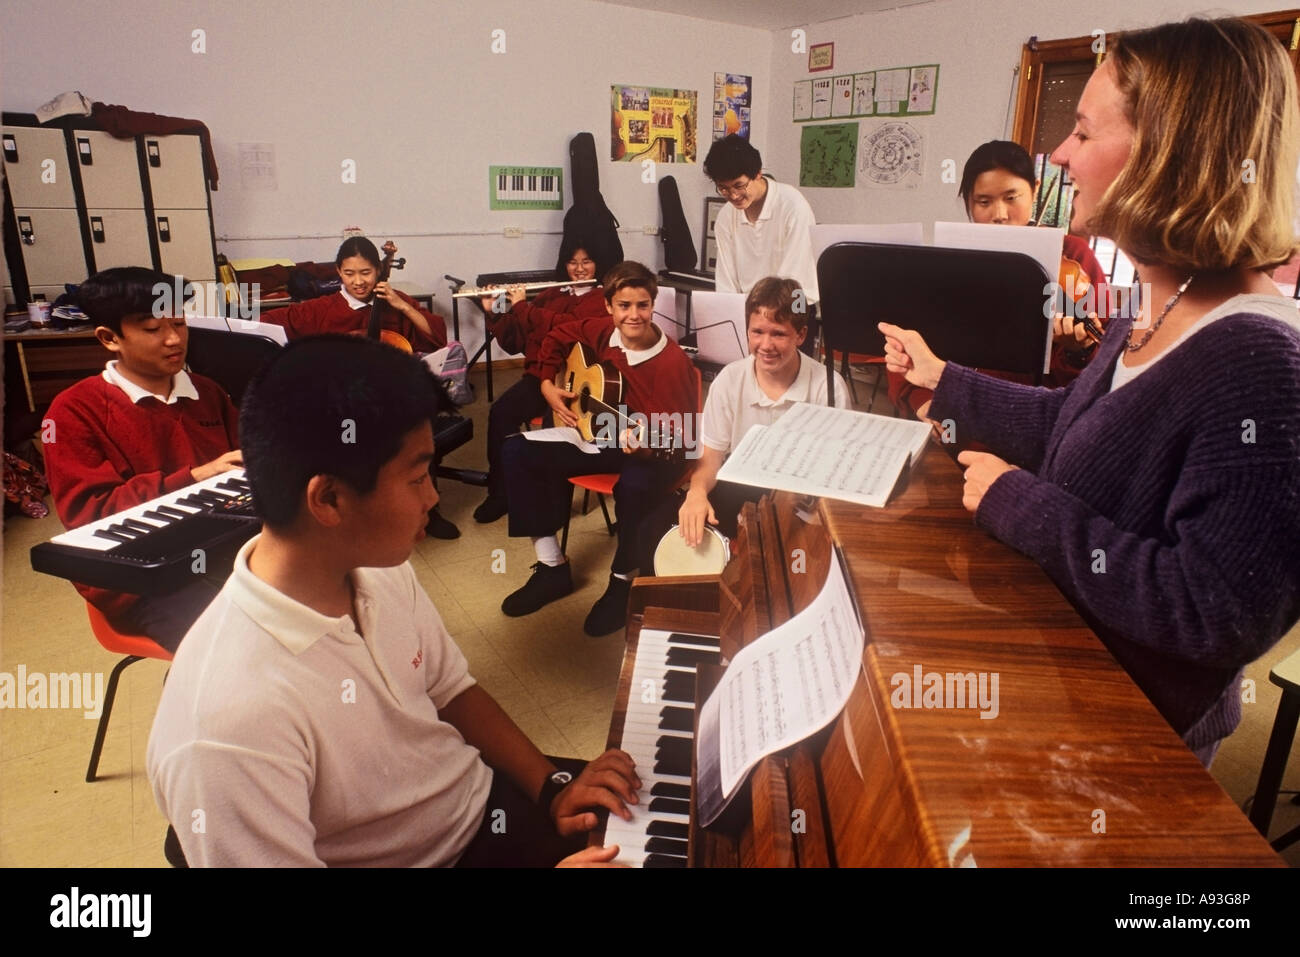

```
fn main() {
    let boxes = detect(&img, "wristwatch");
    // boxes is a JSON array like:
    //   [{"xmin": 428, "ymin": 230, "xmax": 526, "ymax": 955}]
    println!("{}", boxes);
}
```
[{"xmin": 537, "ymin": 769, "xmax": 573, "ymax": 812}]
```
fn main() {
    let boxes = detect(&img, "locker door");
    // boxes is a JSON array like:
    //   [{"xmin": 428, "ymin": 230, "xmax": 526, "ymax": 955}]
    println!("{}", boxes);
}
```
[
  {"xmin": 143, "ymin": 134, "xmax": 208, "ymax": 209},
  {"xmin": 84, "ymin": 208, "xmax": 153, "ymax": 271},
  {"xmin": 153, "ymin": 209, "xmax": 215, "ymax": 281},
  {"xmin": 1, "ymin": 126, "xmax": 75, "ymax": 207},
  {"xmin": 13, "ymin": 207, "xmax": 90, "ymax": 285},
  {"xmin": 73, "ymin": 130, "xmax": 147, "ymax": 209}
]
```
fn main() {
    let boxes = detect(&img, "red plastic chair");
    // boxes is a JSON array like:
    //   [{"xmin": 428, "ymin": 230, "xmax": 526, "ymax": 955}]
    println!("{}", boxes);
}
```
[{"xmin": 84, "ymin": 603, "xmax": 173, "ymax": 783}]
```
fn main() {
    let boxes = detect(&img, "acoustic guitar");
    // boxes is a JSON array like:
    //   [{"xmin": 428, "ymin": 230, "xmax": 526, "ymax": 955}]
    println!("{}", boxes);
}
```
[{"xmin": 557, "ymin": 343, "xmax": 681, "ymax": 459}]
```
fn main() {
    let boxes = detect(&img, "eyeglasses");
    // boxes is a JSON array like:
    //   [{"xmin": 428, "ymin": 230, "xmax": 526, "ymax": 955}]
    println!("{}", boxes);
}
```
[{"xmin": 716, "ymin": 178, "xmax": 753, "ymax": 198}]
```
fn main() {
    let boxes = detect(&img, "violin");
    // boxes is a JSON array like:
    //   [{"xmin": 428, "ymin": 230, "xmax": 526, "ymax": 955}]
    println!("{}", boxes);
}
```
[
  {"xmin": 363, "ymin": 240, "xmax": 414, "ymax": 353},
  {"xmin": 1057, "ymin": 255, "xmax": 1104, "ymax": 343}
]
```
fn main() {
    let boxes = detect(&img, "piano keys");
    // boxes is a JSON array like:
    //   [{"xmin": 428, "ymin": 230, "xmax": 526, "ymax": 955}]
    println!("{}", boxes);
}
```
[
  {"xmin": 30, "ymin": 470, "xmax": 259, "ymax": 594},
  {"xmin": 600, "ymin": 628, "xmax": 720, "ymax": 867}
]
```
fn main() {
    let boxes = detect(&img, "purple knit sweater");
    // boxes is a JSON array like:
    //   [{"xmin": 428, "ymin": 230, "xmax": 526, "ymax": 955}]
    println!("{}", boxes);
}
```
[{"xmin": 930, "ymin": 308, "xmax": 1300, "ymax": 751}]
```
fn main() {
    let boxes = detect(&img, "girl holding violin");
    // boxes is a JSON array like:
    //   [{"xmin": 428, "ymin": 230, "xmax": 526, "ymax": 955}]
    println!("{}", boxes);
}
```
[
  {"xmin": 881, "ymin": 16, "xmax": 1300, "ymax": 766},
  {"xmin": 270, "ymin": 236, "xmax": 448, "ymax": 354},
  {"xmin": 472, "ymin": 237, "xmax": 612, "ymax": 524},
  {"xmin": 889, "ymin": 140, "xmax": 1110, "ymax": 419}
]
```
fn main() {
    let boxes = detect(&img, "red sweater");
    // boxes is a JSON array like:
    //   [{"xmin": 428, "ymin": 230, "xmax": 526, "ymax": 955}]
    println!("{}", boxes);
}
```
[
  {"xmin": 42, "ymin": 372, "xmax": 239, "ymax": 617},
  {"xmin": 269, "ymin": 290, "xmax": 447, "ymax": 352},
  {"xmin": 537, "ymin": 317, "xmax": 699, "ymax": 419},
  {"xmin": 889, "ymin": 237, "xmax": 1112, "ymax": 417},
  {"xmin": 489, "ymin": 285, "xmax": 607, "ymax": 377}
]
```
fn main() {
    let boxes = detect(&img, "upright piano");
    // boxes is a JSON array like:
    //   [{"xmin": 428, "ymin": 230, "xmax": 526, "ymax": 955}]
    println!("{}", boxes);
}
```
[{"xmin": 600, "ymin": 452, "xmax": 1282, "ymax": 866}]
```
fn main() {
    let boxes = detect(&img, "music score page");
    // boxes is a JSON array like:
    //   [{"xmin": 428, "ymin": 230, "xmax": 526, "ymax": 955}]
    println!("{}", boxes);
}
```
[
  {"xmin": 716, "ymin": 403, "xmax": 930, "ymax": 508},
  {"xmin": 696, "ymin": 553, "xmax": 865, "ymax": 827}
]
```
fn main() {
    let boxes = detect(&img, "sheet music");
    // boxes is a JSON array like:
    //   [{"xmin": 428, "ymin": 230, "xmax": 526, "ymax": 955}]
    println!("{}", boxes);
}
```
[
  {"xmin": 519, "ymin": 426, "xmax": 601, "ymax": 453},
  {"xmin": 696, "ymin": 553, "xmax": 865, "ymax": 826},
  {"xmin": 716, "ymin": 403, "xmax": 930, "ymax": 508}
]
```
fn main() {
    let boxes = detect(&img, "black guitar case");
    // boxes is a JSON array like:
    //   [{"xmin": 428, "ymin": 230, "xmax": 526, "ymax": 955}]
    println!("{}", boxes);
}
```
[
  {"xmin": 558, "ymin": 132, "xmax": 623, "ymax": 278},
  {"xmin": 657, "ymin": 175, "xmax": 697, "ymax": 271}
]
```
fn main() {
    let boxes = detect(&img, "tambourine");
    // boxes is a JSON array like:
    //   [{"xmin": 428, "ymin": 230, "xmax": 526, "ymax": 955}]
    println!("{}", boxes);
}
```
[{"xmin": 652, "ymin": 525, "xmax": 731, "ymax": 576}]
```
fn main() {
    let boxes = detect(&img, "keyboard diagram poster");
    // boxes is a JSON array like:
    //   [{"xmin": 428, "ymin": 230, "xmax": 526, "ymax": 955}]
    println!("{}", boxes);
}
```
[
  {"xmin": 489, "ymin": 166, "xmax": 563, "ymax": 210},
  {"xmin": 611, "ymin": 85, "xmax": 698, "ymax": 163}
]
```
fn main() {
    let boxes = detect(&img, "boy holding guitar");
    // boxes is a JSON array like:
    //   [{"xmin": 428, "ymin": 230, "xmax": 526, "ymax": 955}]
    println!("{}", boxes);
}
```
[{"xmin": 500, "ymin": 261, "xmax": 699, "ymax": 636}]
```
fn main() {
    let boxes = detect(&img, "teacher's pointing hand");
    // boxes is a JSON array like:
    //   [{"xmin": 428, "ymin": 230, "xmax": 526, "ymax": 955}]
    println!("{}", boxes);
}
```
[{"xmin": 878, "ymin": 322, "xmax": 946, "ymax": 391}]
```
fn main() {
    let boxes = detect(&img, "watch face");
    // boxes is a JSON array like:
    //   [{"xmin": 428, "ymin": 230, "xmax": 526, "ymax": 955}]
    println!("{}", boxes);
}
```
[{"xmin": 552, "ymin": 771, "xmax": 573, "ymax": 785}]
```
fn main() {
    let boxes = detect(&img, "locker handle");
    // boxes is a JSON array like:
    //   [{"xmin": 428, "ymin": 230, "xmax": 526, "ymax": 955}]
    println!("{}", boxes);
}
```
[
  {"xmin": 147, "ymin": 139, "xmax": 161, "ymax": 167},
  {"xmin": 18, "ymin": 216, "xmax": 34, "ymax": 245},
  {"xmin": 90, "ymin": 216, "xmax": 106, "ymax": 243},
  {"xmin": 156, "ymin": 216, "xmax": 171, "ymax": 241},
  {"xmin": 77, "ymin": 136, "xmax": 93, "ymax": 166},
  {"xmin": 2, "ymin": 134, "xmax": 16, "ymax": 164}
]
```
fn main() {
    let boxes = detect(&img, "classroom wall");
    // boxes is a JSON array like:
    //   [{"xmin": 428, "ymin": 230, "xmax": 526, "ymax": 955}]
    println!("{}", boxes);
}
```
[
  {"xmin": 0, "ymin": 0, "xmax": 773, "ymax": 352},
  {"xmin": 768, "ymin": 0, "xmax": 1280, "ymax": 238}
]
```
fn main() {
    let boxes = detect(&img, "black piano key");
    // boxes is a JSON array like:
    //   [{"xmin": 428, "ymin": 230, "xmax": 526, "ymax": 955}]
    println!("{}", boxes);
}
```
[
  {"xmin": 654, "ymin": 754, "xmax": 690, "ymax": 777},
  {"xmin": 122, "ymin": 518, "xmax": 157, "ymax": 534},
  {"xmin": 196, "ymin": 489, "xmax": 232, "ymax": 504},
  {"xmin": 663, "ymin": 670, "xmax": 696, "ymax": 702},
  {"xmin": 648, "ymin": 797, "xmax": 691, "ymax": 816},
  {"xmin": 216, "ymin": 478, "xmax": 247, "ymax": 492},
  {"xmin": 645, "ymin": 836, "xmax": 689, "ymax": 856},
  {"xmin": 176, "ymin": 494, "xmax": 207, "ymax": 508},
  {"xmin": 650, "ymin": 782, "xmax": 691, "ymax": 800},
  {"xmin": 647, "ymin": 820, "xmax": 689, "ymax": 839},
  {"xmin": 142, "ymin": 509, "xmax": 178, "ymax": 524},
  {"xmin": 655, "ymin": 738, "xmax": 692, "ymax": 777},
  {"xmin": 658, "ymin": 706, "xmax": 695, "ymax": 733},
  {"xmin": 156, "ymin": 505, "xmax": 190, "ymax": 519},
  {"xmin": 668, "ymin": 632, "xmax": 720, "ymax": 648},
  {"xmin": 644, "ymin": 854, "xmax": 687, "ymax": 868},
  {"xmin": 666, "ymin": 647, "xmax": 720, "ymax": 669},
  {"xmin": 93, "ymin": 527, "xmax": 135, "ymax": 544}
]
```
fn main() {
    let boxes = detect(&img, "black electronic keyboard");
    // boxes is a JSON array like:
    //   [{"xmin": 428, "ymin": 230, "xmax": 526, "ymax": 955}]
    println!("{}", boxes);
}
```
[
  {"xmin": 30, "ymin": 470, "xmax": 260, "ymax": 594},
  {"xmin": 600, "ymin": 629, "xmax": 721, "ymax": 867}
]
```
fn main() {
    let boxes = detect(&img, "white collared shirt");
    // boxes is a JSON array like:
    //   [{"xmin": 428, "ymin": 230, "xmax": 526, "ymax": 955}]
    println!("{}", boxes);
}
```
[
  {"xmin": 700, "ymin": 351, "xmax": 847, "ymax": 453},
  {"xmin": 713, "ymin": 178, "xmax": 820, "ymax": 303},
  {"xmin": 147, "ymin": 535, "xmax": 491, "ymax": 867},
  {"xmin": 340, "ymin": 287, "xmax": 369, "ymax": 310},
  {"xmin": 609, "ymin": 324, "xmax": 669, "ymax": 366},
  {"xmin": 101, "ymin": 360, "xmax": 200, "ymax": 405}
]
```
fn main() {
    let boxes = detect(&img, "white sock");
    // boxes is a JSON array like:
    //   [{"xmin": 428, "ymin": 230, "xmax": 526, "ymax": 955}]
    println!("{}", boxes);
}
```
[
  {"xmin": 532, "ymin": 536, "xmax": 564, "ymax": 566},
  {"xmin": 612, "ymin": 570, "xmax": 635, "ymax": 581}
]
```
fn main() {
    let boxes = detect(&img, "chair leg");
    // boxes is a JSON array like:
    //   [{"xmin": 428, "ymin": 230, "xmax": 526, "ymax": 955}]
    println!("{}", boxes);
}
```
[
  {"xmin": 841, "ymin": 352, "xmax": 860, "ymax": 404},
  {"xmin": 86, "ymin": 654, "xmax": 143, "ymax": 782},
  {"xmin": 597, "ymin": 493, "xmax": 615, "ymax": 536},
  {"xmin": 1248, "ymin": 690, "xmax": 1300, "ymax": 839},
  {"xmin": 580, "ymin": 489, "xmax": 591, "ymax": 515},
  {"xmin": 866, "ymin": 367, "xmax": 885, "ymax": 414},
  {"xmin": 560, "ymin": 484, "xmax": 576, "ymax": 554}
]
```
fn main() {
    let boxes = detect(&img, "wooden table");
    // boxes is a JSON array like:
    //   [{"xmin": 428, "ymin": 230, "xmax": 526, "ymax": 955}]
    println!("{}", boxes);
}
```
[{"xmin": 3, "ymin": 326, "xmax": 105, "ymax": 413}]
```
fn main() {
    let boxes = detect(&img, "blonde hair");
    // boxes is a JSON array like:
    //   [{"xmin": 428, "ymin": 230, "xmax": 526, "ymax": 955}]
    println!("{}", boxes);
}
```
[
  {"xmin": 1091, "ymin": 17, "xmax": 1298, "ymax": 271},
  {"xmin": 745, "ymin": 277, "xmax": 808, "ymax": 333}
]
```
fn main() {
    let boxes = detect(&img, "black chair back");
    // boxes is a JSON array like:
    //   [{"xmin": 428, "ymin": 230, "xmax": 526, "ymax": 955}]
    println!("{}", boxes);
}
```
[{"xmin": 186, "ymin": 327, "xmax": 282, "ymax": 406}]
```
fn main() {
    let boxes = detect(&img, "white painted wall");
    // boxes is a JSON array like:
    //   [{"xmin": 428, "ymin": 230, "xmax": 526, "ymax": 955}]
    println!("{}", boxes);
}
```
[
  {"xmin": 768, "ymin": 0, "xmax": 1283, "ymax": 238},
  {"xmin": 0, "ymin": 0, "xmax": 773, "ymax": 352}
]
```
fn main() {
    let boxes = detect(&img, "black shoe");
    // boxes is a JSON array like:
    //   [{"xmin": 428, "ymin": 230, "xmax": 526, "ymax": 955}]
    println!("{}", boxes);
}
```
[
  {"xmin": 502, "ymin": 561, "xmax": 573, "ymax": 617},
  {"xmin": 584, "ymin": 574, "xmax": 632, "ymax": 636},
  {"xmin": 473, "ymin": 495, "xmax": 509, "ymax": 524},
  {"xmin": 425, "ymin": 508, "xmax": 460, "ymax": 539}
]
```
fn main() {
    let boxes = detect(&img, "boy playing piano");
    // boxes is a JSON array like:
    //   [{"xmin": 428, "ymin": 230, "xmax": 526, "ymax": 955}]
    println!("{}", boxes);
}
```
[
  {"xmin": 148, "ymin": 336, "xmax": 636, "ymax": 866},
  {"xmin": 41, "ymin": 267, "xmax": 242, "ymax": 651},
  {"xmin": 499, "ymin": 261, "xmax": 700, "ymax": 637}
]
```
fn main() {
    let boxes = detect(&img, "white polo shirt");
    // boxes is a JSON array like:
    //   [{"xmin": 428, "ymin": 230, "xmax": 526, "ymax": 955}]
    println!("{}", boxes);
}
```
[
  {"xmin": 713, "ymin": 178, "xmax": 819, "ymax": 304},
  {"xmin": 700, "ymin": 352, "xmax": 848, "ymax": 454},
  {"xmin": 147, "ymin": 536, "xmax": 492, "ymax": 867}
]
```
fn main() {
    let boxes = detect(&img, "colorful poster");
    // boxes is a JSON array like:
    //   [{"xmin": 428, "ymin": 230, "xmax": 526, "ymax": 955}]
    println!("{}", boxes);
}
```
[
  {"xmin": 713, "ymin": 73, "xmax": 752, "ymax": 141},
  {"xmin": 800, "ymin": 123, "xmax": 858, "ymax": 188},
  {"xmin": 612, "ymin": 84, "xmax": 698, "ymax": 163}
]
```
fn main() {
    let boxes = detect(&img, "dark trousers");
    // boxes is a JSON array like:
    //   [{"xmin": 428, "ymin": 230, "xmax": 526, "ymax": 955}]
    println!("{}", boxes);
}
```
[
  {"xmin": 486, "ymin": 374, "xmax": 548, "ymax": 502},
  {"xmin": 115, "ymin": 579, "xmax": 222, "ymax": 653},
  {"xmin": 503, "ymin": 434, "xmax": 682, "ymax": 574},
  {"xmin": 635, "ymin": 479, "xmax": 766, "ymax": 574},
  {"xmin": 454, "ymin": 756, "xmax": 587, "ymax": 868}
]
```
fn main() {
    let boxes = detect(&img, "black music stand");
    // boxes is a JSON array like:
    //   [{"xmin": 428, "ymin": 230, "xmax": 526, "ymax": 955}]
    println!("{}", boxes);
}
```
[{"xmin": 816, "ymin": 242, "xmax": 1053, "ymax": 407}]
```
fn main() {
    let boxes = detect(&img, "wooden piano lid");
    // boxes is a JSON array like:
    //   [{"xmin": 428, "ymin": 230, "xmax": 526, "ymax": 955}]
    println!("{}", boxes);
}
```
[{"xmin": 808, "ymin": 451, "xmax": 1281, "ymax": 867}]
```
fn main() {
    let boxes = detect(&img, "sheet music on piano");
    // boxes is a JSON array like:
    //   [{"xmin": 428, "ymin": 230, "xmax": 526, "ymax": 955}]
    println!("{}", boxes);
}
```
[
  {"xmin": 696, "ymin": 551, "xmax": 864, "ymax": 827},
  {"xmin": 716, "ymin": 403, "xmax": 930, "ymax": 508}
]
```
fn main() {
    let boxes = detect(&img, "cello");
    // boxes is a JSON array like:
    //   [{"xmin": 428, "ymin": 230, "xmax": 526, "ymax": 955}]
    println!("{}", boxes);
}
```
[{"xmin": 363, "ymin": 240, "xmax": 415, "ymax": 353}]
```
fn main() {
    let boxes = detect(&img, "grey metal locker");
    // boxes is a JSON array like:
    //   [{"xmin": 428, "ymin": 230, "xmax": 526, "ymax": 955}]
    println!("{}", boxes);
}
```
[
  {"xmin": 2, "ymin": 125, "xmax": 76, "ymax": 207},
  {"xmin": 143, "ymin": 134, "xmax": 208, "ymax": 209},
  {"xmin": 84, "ymin": 207, "xmax": 154, "ymax": 271},
  {"xmin": 11, "ymin": 207, "xmax": 88, "ymax": 299},
  {"xmin": 153, "ymin": 208, "xmax": 215, "ymax": 282}
]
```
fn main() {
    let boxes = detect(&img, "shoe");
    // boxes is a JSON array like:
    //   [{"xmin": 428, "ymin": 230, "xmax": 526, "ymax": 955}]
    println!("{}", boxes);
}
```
[
  {"xmin": 584, "ymin": 574, "xmax": 632, "ymax": 636},
  {"xmin": 502, "ymin": 561, "xmax": 573, "ymax": 617},
  {"xmin": 425, "ymin": 508, "xmax": 460, "ymax": 539},
  {"xmin": 473, "ymin": 495, "xmax": 508, "ymax": 524}
]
